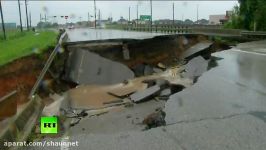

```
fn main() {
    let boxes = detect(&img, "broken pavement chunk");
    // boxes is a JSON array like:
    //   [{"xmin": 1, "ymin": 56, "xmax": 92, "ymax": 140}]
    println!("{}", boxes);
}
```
[
  {"xmin": 153, "ymin": 67, "xmax": 163, "ymax": 73},
  {"xmin": 122, "ymin": 44, "xmax": 130, "ymax": 60},
  {"xmin": 183, "ymin": 41, "xmax": 212, "ymax": 61},
  {"xmin": 65, "ymin": 49, "xmax": 134, "ymax": 85},
  {"xmin": 159, "ymin": 88, "xmax": 171, "ymax": 96},
  {"xmin": 130, "ymin": 85, "xmax": 161, "ymax": 103},
  {"xmin": 183, "ymin": 56, "xmax": 208, "ymax": 79},
  {"xmin": 144, "ymin": 65, "xmax": 154, "ymax": 76},
  {"xmin": 157, "ymin": 63, "xmax": 167, "ymax": 70}
]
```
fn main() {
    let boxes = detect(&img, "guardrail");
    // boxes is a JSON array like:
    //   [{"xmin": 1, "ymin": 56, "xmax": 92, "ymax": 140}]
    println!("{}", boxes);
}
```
[
  {"xmin": 28, "ymin": 31, "xmax": 67, "ymax": 99},
  {"xmin": 0, "ymin": 90, "xmax": 17, "ymax": 120},
  {"xmin": 0, "ymin": 96, "xmax": 43, "ymax": 150},
  {"xmin": 123, "ymin": 24, "xmax": 266, "ymax": 38},
  {"xmin": 125, "ymin": 24, "xmax": 222, "ymax": 33}
]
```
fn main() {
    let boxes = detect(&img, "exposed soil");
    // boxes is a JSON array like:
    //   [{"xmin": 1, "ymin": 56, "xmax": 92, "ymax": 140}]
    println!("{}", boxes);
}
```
[
  {"xmin": 0, "ymin": 51, "xmax": 52, "ymax": 105},
  {"xmin": 66, "ymin": 34, "xmax": 208, "ymax": 69}
]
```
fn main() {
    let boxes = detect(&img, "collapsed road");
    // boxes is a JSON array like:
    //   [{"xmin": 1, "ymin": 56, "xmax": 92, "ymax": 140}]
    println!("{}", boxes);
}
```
[{"xmin": 12, "ymin": 28, "xmax": 266, "ymax": 150}]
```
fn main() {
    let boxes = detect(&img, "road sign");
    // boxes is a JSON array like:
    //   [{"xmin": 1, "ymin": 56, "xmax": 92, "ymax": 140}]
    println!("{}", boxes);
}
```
[{"xmin": 140, "ymin": 15, "xmax": 151, "ymax": 21}]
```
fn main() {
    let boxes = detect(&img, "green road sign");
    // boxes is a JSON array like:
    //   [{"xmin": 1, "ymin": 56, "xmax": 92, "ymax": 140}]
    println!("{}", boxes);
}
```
[
  {"xmin": 140, "ymin": 15, "xmax": 151, "ymax": 21},
  {"xmin": 41, "ymin": 116, "xmax": 58, "ymax": 134}
]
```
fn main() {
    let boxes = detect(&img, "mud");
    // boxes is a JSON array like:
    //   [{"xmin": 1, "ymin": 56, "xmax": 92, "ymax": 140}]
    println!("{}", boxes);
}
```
[{"xmin": 0, "ymin": 54, "xmax": 50, "ymax": 104}]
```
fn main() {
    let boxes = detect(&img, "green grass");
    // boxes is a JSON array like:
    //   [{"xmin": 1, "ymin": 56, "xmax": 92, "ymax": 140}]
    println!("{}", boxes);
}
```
[
  {"xmin": 0, "ymin": 30, "xmax": 57, "ymax": 66},
  {"xmin": 0, "ymin": 29, "xmax": 27, "ymax": 41}
]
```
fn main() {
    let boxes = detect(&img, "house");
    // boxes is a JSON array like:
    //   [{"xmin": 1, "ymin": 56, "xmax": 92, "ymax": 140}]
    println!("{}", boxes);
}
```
[
  {"xmin": 209, "ymin": 10, "xmax": 232, "ymax": 25},
  {"xmin": 209, "ymin": 15, "xmax": 226, "ymax": 25}
]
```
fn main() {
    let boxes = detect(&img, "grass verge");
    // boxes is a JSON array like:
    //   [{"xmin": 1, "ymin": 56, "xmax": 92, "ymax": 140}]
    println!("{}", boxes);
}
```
[{"xmin": 0, "ymin": 30, "xmax": 57, "ymax": 66}]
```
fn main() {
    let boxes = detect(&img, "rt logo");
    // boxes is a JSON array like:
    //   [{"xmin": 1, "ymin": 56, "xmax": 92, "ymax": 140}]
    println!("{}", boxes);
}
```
[{"xmin": 41, "ymin": 116, "xmax": 58, "ymax": 134}]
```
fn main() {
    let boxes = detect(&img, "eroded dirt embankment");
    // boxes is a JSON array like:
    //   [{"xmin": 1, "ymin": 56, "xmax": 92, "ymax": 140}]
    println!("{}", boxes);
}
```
[{"xmin": 0, "ymin": 52, "xmax": 52, "ymax": 104}]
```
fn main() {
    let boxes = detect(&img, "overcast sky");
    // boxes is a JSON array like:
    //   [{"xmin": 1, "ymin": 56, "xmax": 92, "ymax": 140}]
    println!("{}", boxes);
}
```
[{"xmin": 1, "ymin": 0, "xmax": 238, "ymax": 26}]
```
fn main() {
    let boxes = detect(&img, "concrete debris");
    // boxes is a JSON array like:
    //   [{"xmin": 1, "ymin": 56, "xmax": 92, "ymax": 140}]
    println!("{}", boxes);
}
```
[
  {"xmin": 159, "ymin": 88, "xmax": 171, "ymax": 96},
  {"xmin": 132, "ymin": 63, "xmax": 155, "ymax": 77},
  {"xmin": 144, "ymin": 65, "xmax": 154, "ymax": 76},
  {"xmin": 122, "ymin": 44, "xmax": 130, "ymax": 60},
  {"xmin": 142, "ymin": 80, "xmax": 156, "ymax": 88},
  {"xmin": 157, "ymin": 63, "xmax": 167, "ymax": 70},
  {"xmin": 65, "ymin": 49, "xmax": 134, "ymax": 85},
  {"xmin": 130, "ymin": 85, "xmax": 161, "ymax": 103},
  {"xmin": 142, "ymin": 79, "xmax": 170, "ymax": 89},
  {"xmin": 142, "ymin": 108, "xmax": 166, "ymax": 129},
  {"xmin": 183, "ymin": 41, "xmax": 212, "ymax": 61},
  {"xmin": 132, "ymin": 64, "xmax": 159, "ymax": 77},
  {"xmin": 153, "ymin": 67, "xmax": 164, "ymax": 73},
  {"xmin": 183, "ymin": 56, "xmax": 208, "ymax": 80},
  {"xmin": 155, "ymin": 79, "xmax": 170, "ymax": 89},
  {"xmin": 42, "ymin": 94, "xmax": 64, "ymax": 116},
  {"xmin": 132, "ymin": 64, "xmax": 146, "ymax": 77}
]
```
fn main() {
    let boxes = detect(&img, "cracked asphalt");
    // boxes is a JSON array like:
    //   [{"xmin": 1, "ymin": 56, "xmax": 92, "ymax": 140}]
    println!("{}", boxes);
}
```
[{"xmin": 30, "ymin": 41, "xmax": 266, "ymax": 150}]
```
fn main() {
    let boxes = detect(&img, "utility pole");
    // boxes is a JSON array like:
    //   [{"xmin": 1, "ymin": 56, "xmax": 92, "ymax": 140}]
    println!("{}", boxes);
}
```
[
  {"xmin": 25, "ymin": 0, "xmax": 29, "ymax": 30},
  {"xmin": 172, "ymin": 3, "xmax": 174, "ymax": 25},
  {"xmin": 88, "ymin": 12, "xmax": 90, "ymax": 22},
  {"xmin": 29, "ymin": 12, "xmax": 31, "ymax": 28},
  {"xmin": 18, "ymin": 0, "xmax": 23, "ymax": 32},
  {"xmin": 40, "ymin": 13, "xmax": 42, "ymax": 22},
  {"xmin": 197, "ymin": 4, "xmax": 199, "ymax": 24},
  {"xmin": 136, "ymin": 4, "xmax": 138, "ymax": 27},
  {"xmin": 150, "ymin": 0, "xmax": 152, "ymax": 32},
  {"xmin": 128, "ymin": 6, "xmax": 130, "ymax": 22},
  {"xmin": 0, "ymin": 0, "xmax": 6, "ymax": 40},
  {"xmin": 98, "ymin": 9, "xmax": 100, "ymax": 25},
  {"xmin": 94, "ymin": 0, "xmax": 96, "ymax": 29}
]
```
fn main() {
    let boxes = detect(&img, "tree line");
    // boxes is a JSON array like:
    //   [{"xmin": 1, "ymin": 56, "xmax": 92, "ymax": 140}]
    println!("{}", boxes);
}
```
[{"xmin": 225, "ymin": 0, "xmax": 266, "ymax": 31}]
